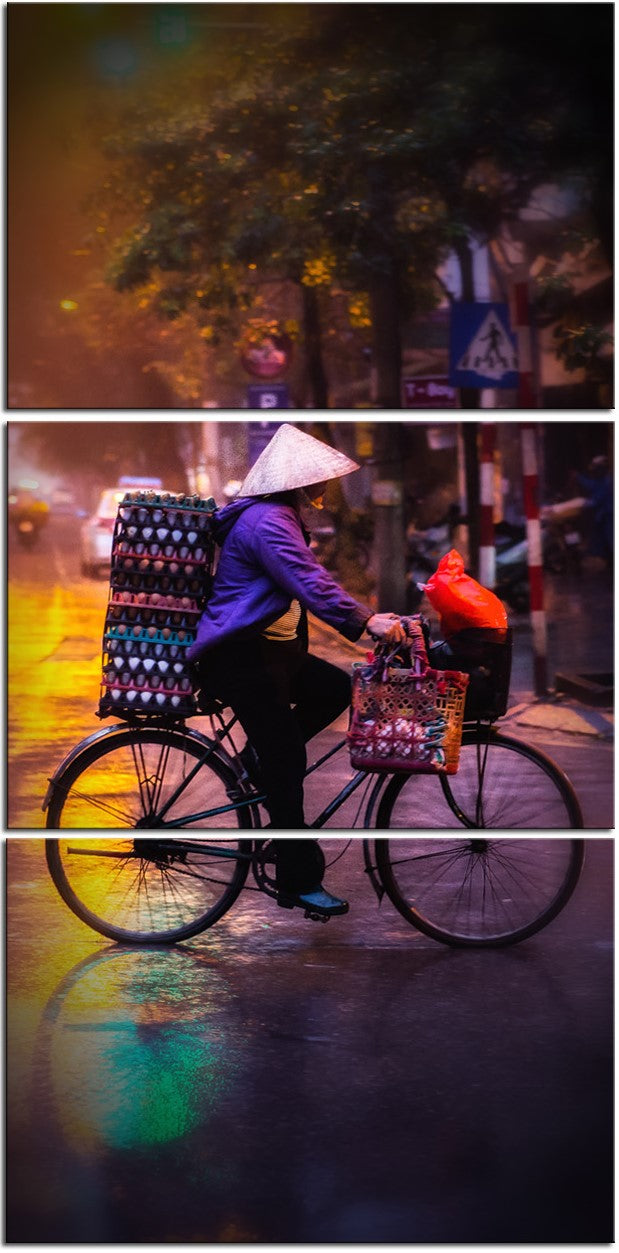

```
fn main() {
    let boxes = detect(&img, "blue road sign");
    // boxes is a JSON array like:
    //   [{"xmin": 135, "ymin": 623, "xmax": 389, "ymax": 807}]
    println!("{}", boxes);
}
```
[
  {"xmin": 449, "ymin": 303, "xmax": 518, "ymax": 389},
  {"xmin": 246, "ymin": 384, "xmax": 290, "ymax": 409}
]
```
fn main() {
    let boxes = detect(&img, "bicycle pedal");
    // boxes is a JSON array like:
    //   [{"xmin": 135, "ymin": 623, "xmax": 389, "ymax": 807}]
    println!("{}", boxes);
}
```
[{"xmin": 304, "ymin": 909, "xmax": 330, "ymax": 923}]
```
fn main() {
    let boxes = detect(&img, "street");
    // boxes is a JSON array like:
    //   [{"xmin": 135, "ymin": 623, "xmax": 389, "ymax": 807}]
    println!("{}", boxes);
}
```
[
  {"xmin": 7, "ymin": 512, "xmax": 613, "ymax": 829},
  {"xmin": 6, "ymin": 836, "xmax": 613, "ymax": 1243}
]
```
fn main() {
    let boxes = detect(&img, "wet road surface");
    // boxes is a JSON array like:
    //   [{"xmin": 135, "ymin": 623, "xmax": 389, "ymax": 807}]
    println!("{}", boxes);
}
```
[{"xmin": 6, "ymin": 837, "xmax": 613, "ymax": 1243}]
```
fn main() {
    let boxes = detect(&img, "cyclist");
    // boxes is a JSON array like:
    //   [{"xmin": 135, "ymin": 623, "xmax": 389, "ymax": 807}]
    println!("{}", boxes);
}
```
[{"xmin": 187, "ymin": 423, "xmax": 405, "ymax": 917}]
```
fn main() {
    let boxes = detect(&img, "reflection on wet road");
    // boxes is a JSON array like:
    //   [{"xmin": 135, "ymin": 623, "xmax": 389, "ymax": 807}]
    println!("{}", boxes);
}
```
[{"xmin": 6, "ymin": 837, "xmax": 613, "ymax": 1242}]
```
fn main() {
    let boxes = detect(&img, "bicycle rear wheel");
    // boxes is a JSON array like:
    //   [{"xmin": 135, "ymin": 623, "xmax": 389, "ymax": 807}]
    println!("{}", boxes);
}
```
[
  {"xmin": 45, "ymin": 725, "xmax": 258, "ymax": 830},
  {"xmin": 46, "ymin": 838, "xmax": 252, "ymax": 942},
  {"xmin": 377, "ymin": 731, "xmax": 583, "ymax": 829},
  {"xmin": 376, "ymin": 837, "xmax": 584, "ymax": 946}
]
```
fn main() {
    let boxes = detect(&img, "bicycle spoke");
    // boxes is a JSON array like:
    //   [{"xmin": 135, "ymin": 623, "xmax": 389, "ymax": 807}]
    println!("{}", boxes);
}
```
[
  {"xmin": 47, "ymin": 838, "xmax": 251, "ymax": 941},
  {"xmin": 380, "ymin": 734, "xmax": 581, "ymax": 829},
  {"xmin": 53, "ymin": 784, "xmax": 139, "ymax": 827},
  {"xmin": 379, "ymin": 838, "xmax": 582, "ymax": 945}
]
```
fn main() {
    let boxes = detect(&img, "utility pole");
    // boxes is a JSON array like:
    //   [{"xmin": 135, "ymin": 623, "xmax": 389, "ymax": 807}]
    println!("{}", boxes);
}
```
[
  {"xmin": 197, "ymin": 420, "xmax": 222, "ymax": 501},
  {"xmin": 510, "ymin": 270, "xmax": 540, "ymax": 408},
  {"xmin": 521, "ymin": 422, "xmax": 548, "ymax": 695},
  {"xmin": 461, "ymin": 422, "xmax": 480, "ymax": 578},
  {"xmin": 371, "ymin": 422, "xmax": 407, "ymax": 613},
  {"xmin": 479, "ymin": 422, "xmax": 497, "ymax": 588}
]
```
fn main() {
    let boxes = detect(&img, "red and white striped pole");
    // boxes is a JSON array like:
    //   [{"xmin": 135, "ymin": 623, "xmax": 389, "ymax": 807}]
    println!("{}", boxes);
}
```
[
  {"xmin": 510, "ymin": 275, "xmax": 538, "ymax": 408},
  {"xmin": 521, "ymin": 422, "xmax": 547, "ymax": 696},
  {"xmin": 479, "ymin": 422, "xmax": 496, "ymax": 588}
]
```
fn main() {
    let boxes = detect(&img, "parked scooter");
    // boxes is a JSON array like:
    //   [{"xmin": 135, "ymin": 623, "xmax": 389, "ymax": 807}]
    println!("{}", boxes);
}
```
[
  {"xmin": 540, "ymin": 496, "xmax": 587, "ymax": 574},
  {"xmin": 406, "ymin": 508, "xmax": 531, "ymax": 614},
  {"xmin": 407, "ymin": 492, "xmax": 593, "ymax": 615},
  {"xmin": 405, "ymin": 505, "xmax": 461, "ymax": 612},
  {"xmin": 493, "ymin": 521, "xmax": 530, "ymax": 612}
]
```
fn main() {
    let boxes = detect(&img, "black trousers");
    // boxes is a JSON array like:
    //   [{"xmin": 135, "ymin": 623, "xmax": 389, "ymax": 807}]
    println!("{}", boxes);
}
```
[{"xmin": 195, "ymin": 636, "xmax": 351, "ymax": 888}]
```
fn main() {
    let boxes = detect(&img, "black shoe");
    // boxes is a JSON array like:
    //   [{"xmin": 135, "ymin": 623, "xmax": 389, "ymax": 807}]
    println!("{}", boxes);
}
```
[{"xmin": 277, "ymin": 886, "xmax": 349, "ymax": 918}]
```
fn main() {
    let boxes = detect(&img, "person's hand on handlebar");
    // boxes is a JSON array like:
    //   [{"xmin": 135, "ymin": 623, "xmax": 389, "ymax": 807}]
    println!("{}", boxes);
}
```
[{"xmin": 366, "ymin": 613, "xmax": 406, "ymax": 645}]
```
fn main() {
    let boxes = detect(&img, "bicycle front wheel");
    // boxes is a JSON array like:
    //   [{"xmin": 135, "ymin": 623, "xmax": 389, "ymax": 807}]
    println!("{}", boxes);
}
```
[
  {"xmin": 376, "ymin": 838, "xmax": 584, "ymax": 946},
  {"xmin": 45, "ymin": 725, "xmax": 258, "ymax": 830},
  {"xmin": 46, "ymin": 838, "xmax": 252, "ymax": 942},
  {"xmin": 377, "ymin": 731, "xmax": 583, "ymax": 829}
]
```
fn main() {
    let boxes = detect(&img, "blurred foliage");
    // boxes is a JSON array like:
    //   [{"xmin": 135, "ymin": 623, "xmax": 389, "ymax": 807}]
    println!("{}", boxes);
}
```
[
  {"xmin": 94, "ymin": 4, "xmax": 611, "ymax": 403},
  {"xmin": 553, "ymin": 323, "xmax": 614, "ymax": 375},
  {"xmin": 10, "ymin": 3, "xmax": 612, "ymax": 406},
  {"xmin": 14, "ymin": 420, "xmax": 192, "ymax": 491}
]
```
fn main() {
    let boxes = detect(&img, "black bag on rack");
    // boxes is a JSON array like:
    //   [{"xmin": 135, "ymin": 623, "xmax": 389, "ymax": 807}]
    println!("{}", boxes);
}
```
[{"xmin": 428, "ymin": 627, "xmax": 513, "ymax": 721}]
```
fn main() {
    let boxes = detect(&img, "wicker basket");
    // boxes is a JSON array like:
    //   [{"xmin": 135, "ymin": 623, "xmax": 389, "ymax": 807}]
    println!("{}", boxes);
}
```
[{"xmin": 348, "ymin": 659, "xmax": 469, "ymax": 775}]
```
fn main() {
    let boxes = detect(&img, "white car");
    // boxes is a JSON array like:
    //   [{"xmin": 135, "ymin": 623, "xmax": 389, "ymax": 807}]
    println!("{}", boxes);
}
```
[{"xmin": 80, "ymin": 487, "xmax": 127, "ymax": 577}]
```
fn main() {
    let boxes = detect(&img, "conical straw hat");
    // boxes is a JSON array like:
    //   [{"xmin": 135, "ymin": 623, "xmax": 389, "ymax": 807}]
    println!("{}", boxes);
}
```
[{"xmin": 239, "ymin": 423, "xmax": 360, "ymax": 496}]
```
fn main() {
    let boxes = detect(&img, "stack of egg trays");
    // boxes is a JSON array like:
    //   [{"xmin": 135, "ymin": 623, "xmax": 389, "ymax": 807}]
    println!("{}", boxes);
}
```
[{"xmin": 98, "ymin": 490, "xmax": 216, "ymax": 718}]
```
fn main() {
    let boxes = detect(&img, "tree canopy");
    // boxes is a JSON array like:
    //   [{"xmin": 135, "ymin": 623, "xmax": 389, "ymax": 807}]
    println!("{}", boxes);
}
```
[{"xmin": 12, "ymin": 3, "xmax": 612, "ymax": 407}]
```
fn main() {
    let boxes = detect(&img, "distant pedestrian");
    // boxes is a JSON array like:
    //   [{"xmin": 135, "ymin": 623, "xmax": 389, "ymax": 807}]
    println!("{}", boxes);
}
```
[
  {"xmin": 187, "ymin": 423, "xmax": 405, "ymax": 917},
  {"xmin": 575, "ymin": 455, "xmax": 613, "ymax": 567}
]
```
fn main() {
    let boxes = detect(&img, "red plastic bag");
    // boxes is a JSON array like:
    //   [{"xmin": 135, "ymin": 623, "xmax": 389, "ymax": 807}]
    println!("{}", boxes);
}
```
[{"xmin": 422, "ymin": 549, "xmax": 508, "ymax": 636}]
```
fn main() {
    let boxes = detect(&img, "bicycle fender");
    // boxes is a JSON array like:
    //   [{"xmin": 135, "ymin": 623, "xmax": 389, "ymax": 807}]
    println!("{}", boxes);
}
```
[
  {"xmin": 42, "ymin": 721, "xmax": 229, "ymax": 811},
  {"xmin": 362, "ymin": 838, "xmax": 386, "ymax": 903}
]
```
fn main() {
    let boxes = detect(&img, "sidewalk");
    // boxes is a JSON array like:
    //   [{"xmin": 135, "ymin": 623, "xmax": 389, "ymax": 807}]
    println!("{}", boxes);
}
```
[
  {"xmin": 502, "ymin": 560, "xmax": 614, "ymax": 741},
  {"xmin": 501, "ymin": 692, "xmax": 613, "ymax": 741}
]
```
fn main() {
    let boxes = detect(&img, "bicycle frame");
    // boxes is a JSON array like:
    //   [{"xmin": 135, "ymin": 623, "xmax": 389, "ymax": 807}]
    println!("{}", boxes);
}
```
[
  {"xmin": 153, "ymin": 735, "xmax": 387, "ymax": 829},
  {"xmin": 81, "ymin": 835, "xmax": 389, "ymax": 905}
]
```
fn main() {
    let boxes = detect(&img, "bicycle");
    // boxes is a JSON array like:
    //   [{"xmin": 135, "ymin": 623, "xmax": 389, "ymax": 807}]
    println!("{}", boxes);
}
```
[
  {"xmin": 45, "ymin": 836, "xmax": 585, "ymax": 949},
  {"xmin": 43, "ymin": 691, "xmax": 584, "ymax": 831}
]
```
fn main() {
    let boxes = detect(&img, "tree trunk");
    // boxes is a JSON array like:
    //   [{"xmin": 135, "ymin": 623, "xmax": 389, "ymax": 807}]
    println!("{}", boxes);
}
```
[
  {"xmin": 300, "ymin": 283, "xmax": 329, "ymax": 408},
  {"xmin": 454, "ymin": 237, "xmax": 481, "ymax": 574},
  {"xmin": 367, "ymin": 167, "xmax": 402, "ymax": 408},
  {"xmin": 371, "ymin": 421, "xmax": 407, "ymax": 613},
  {"xmin": 454, "ymin": 236, "xmax": 476, "ymax": 302},
  {"xmin": 461, "ymin": 422, "xmax": 480, "ymax": 578},
  {"xmin": 369, "ymin": 269, "xmax": 402, "ymax": 408}
]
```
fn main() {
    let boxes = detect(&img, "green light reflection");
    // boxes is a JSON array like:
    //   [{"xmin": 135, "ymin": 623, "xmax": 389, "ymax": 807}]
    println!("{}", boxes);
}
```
[{"xmin": 44, "ymin": 948, "xmax": 240, "ymax": 1152}]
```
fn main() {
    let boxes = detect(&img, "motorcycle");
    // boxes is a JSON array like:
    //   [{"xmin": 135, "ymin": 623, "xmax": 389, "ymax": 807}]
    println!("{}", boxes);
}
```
[
  {"xmin": 540, "ymin": 496, "xmax": 587, "ymax": 574},
  {"xmin": 10, "ymin": 500, "xmax": 49, "ymax": 548},
  {"xmin": 406, "ymin": 510, "xmax": 531, "ymax": 614}
]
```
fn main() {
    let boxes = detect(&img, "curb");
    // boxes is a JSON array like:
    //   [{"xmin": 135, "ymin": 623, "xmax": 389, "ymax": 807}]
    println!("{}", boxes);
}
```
[{"xmin": 501, "ymin": 697, "xmax": 614, "ymax": 740}]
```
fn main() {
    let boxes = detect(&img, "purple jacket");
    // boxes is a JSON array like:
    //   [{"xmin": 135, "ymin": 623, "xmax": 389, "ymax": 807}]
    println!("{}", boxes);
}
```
[{"xmin": 186, "ymin": 497, "xmax": 372, "ymax": 661}]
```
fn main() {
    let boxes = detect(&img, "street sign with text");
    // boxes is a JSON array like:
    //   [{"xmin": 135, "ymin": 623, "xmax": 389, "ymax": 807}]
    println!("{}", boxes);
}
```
[{"xmin": 402, "ymin": 376, "xmax": 459, "ymax": 408}]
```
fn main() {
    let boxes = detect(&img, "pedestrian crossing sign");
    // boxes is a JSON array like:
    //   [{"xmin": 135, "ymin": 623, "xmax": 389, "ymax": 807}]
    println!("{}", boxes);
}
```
[{"xmin": 449, "ymin": 303, "xmax": 519, "ymax": 389}]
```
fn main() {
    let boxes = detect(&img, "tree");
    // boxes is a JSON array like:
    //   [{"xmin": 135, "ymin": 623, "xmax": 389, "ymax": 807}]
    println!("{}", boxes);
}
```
[{"xmin": 95, "ymin": 4, "xmax": 612, "ymax": 407}]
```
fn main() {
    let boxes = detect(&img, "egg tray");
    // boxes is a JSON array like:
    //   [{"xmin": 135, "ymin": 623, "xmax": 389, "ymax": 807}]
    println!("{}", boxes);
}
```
[
  {"xmin": 105, "ymin": 624, "xmax": 193, "ymax": 652},
  {"xmin": 100, "ymin": 648, "xmax": 196, "ymax": 715},
  {"xmin": 116, "ymin": 498, "xmax": 215, "ymax": 531},
  {"xmin": 98, "ymin": 685, "xmax": 197, "ymax": 718},
  {"xmin": 97, "ymin": 489, "xmax": 216, "ymax": 720},
  {"xmin": 107, "ymin": 590, "xmax": 201, "ymax": 627},
  {"xmin": 99, "ymin": 635, "xmax": 198, "ymax": 718}
]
